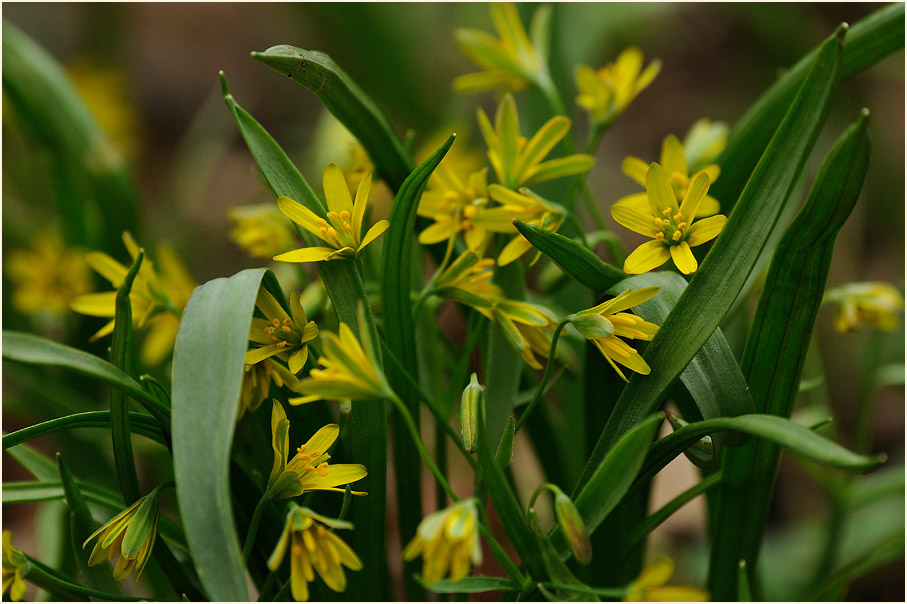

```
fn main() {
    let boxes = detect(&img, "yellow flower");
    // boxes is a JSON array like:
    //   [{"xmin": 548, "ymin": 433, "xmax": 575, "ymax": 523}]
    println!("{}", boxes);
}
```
[
  {"xmin": 417, "ymin": 166, "xmax": 491, "ymax": 251},
  {"xmin": 624, "ymin": 558, "xmax": 709, "ymax": 602},
  {"xmin": 575, "ymin": 47, "xmax": 661, "ymax": 127},
  {"xmin": 615, "ymin": 130, "xmax": 723, "ymax": 219},
  {"xmin": 433, "ymin": 251, "xmax": 502, "ymax": 312},
  {"xmin": 477, "ymin": 94, "xmax": 594, "ymax": 190},
  {"xmin": 239, "ymin": 357, "xmax": 303, "ymax": 420},
  {"xmin": 83, "ymin": 489, "xmax": 161, "ymax": 582},
  {"xmin": 266, "ymin": 400, "xmax": 367, "ymax": 500},
  {"xmin": 403, "ymin": 499, "xmax": 482, "ymax": 584},
  {"xmin": 570, "ymin": 287, "xmax": 660, "ymax": 381},
  {"xmin": 246, "ymin": 287, "xmax": 319, "ymax": 375},
  {"xmin": 229, "ymin": 204, "xmax": 298, "ymax": 259},
  {"xmin": 69, "ymin": 232, "xmax": 196, "ymax": 366},
  {"xmin": 824, "ymin": 282, "xmax": 904, "ymax": 333},
  {"xmin": 611, "ymin": 163, "xmax": 727, "ymax": 275},
  {"xmin": 273, "ymin": 164, "xmax": 389, "ymax": 263},
  {"xmin": 481, "ymin": 185, "xmax": 565, "ymax": 265},
  {"xmin": 290, "ymin": 323, "xmax": 394, "ymax": 405},
  {"xmin": 453, "ymin": 3, "xmax": 550, "ymax": 94},
  {"xmin": 5, "ymin": 231, "xmax": 92, "ymax": 317},
  {"xmin": 268, "ymin": 504, "xmax": 362, "ymax": 602},
  {"xmin": 2, "ymin": 531, "xmax": 28, "ymax": 602}
]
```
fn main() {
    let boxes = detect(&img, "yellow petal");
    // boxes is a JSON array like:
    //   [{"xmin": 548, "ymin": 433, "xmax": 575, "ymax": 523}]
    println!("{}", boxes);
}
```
[
  {"xmin": 70, "ymin": 292, "xmax": 118, "ymax": 317},
  {"xmin": 257, "ymin": 287, "xmax": 290, "ymax": 322},
  {"xmin": 357, "ymin": 220, "xmax": 389, "ymax": 253},
  {"xmin": 522, "ymin": 154, "xmax": 595, "ymax": 186},
  {"xmin": 611, "ymin": 206, "xmax": 661, "ymax": 238},
  {"xmin": 613, "ymin": 192, "xmax": 652, "ymax": 211},
  {"xmin": 496, "ymin": 235, "xmax": 531, "ymax": 266},
  {"xmin": 351, "ymin": 171, "xmax": 372, "ymax": 236},
  {"xmin": 686, "ymin": 214, "xmax": 727, "ymax": 247},
  {"xmin": 670, "ymin": 242, "xmax": 698, "ymax": 274},
  {"xmin": 623, "ymin": 240, "xmax": 671, "ymax": 274},
  {"xmin": 277, "ymin": 196, "xmax": 325, "ymax": 238},
  {"xmin": 245, "ymin": 344, "xmax": 285, "ymax": 365},
  {"xmin": 85, "ymin": 252, "xmax": 128, "ymax": 286},
  {"xmin": 419, "ymin": 221, "xmax": 458, "ymax": 245},
  {"xmin": 322, "ymin": 163, "xmax": 354, "ymax": 216},
  {"xmin": 515, "ymin": 116, "xmax": 570, "ymax": 178},
  {"xmin": 274, "ymin": 247, "xmax": 338, "ymax": 263},
  {"xmin": 678, "ymin": 172, "xmax": 711, "ymax": 221},
  {"xmin": 660, "ymin": 135, "xmax": 688, "ymax": 178},
  {"xmin": 645, "ymin": 163, "xmax": 676, "ymax": 216},
  {"xmin": 621, "ymin": 156, "xmax": 649, "ymax": 186}
]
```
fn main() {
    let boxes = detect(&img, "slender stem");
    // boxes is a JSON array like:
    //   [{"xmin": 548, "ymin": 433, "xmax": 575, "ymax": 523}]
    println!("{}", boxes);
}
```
[
  {"xmin": 435, "ymin": 421, "xmax": 449, "ymax": 509},
  {"xmin": 536, "ymin": 74, "xmax": 567, "ymax": 119},
  {"xmin": 388, "ymin": 393, "xmax": 460, "ymax": 503},
  {"xmin": 242, "ymin": 494, "xmax": 271, "ymax": 564},
  {"xmin": 24, "ymin": 555, "xmax": 152, "ymax": 601},
  {"xmin": 474, "ymin": 511, "xmax": 530, "ymax": 589},
  {"xmin": 256, "ymin": 572, "xmax": 278, "ymax": 602},
  {"xmin": 380, "ymin": 339, "xmax": 478, "ymax": 469},
  {"xmin": 515, "ymin": 321, "xmax": 568, "ymax": 432},
  {"xmin": 853, "ymin": 330, "xmax": 885, "ymax": 454},
  {"xmin": 580, "ymin": 180, "xmax": 608, "ymax": 231}
]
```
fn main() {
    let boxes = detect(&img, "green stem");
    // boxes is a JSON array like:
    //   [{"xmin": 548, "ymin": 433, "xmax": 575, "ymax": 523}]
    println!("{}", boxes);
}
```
[
  {"xmin": 515, "ymin": 321, "xmax": 568, "ymax": 432},
  {"xmin": 475, "ymin": 512, "xmax": 530, "ymax": 589},
  {"xmin": 380, "ymin": 339, "xmax": 478, "ymax": 469},
  {"xmin": 388, "ymin": 394, "xmax": 460, "ymax": 503},
  {"xmin": 537, "ymin": 581, "xmax": 627, "ymax": 598},
  {"xmin": 853, "ymin": 330, "xmax": 885, "ymax": 454},
  {"xmin": 435, "ymin": 421, "xmax": 449, "ymax": 510},
  {"xmin": 242, "ymin": 494, "xmax": 271, "ymax": 564}
]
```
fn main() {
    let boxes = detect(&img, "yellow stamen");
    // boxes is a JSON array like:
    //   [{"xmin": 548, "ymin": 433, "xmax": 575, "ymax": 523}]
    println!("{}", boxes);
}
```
[
  {"xmin": 672, "ymin": 231, "xmax": 682, "ymax": 241},
  {"xmin": 272, "ymin": 319, "xmax": 281, "ymax": 327},
  {"xmin": 317, "ymin": 219, "xmax": 329, "ymax": 227},
  {"xmin": 305, "ymin": 465, "xmax": 316, "ymax": 473},
  {"xmin": 654, "ymin": 218, "xmax": 664, "ymax": 227},
  {"xmin": 674, "ymin": 212, "xmax": 683, "ymax": 222},
  {"xmin": 317, "ymin": 462, "xmax": 329, "ymax": 477},
  {"xmin": 655, "ymin": 232, "xmax": 665, "ymax": 240},
  {"xmin": 677, "ymin": 222, "xmax": 688, "ymax": 229},
  {"xmin": 463, "ymin": 206, "xmax": 477, "ymax": 218},
  {"xmin": 662, "ymin": 208, "xmax": 672, "ymax": 216},
  {"xmin": 339, "ymin": 210, "xmax": 351, "ymax": 221},
  {"xmin": 277, "ymin": 341, "xmax": 288, "ymax": 348},
  {"xmin": 343, "ymin": 222, "xmax": 352, "ymax": 231},
  {"xmin": 281, "ymin": 325, "xmax": 292, "ymax": 333}
]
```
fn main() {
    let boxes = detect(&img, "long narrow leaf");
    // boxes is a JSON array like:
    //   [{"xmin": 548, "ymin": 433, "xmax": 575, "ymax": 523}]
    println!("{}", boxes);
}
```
[
  {"xmin": 3, "ymin": 412, "xmax": 165, "ymax": 449},
  {"xmin": 577, "ymin": 25, "xmax": 846, "ymax": 493},
  {"xmin": 251, "ymin": 46, "xmax": 413, "ymax": 190},
  {"xmin": 709, "ymin": 110, "xmax": 872, "ymax": 598}
]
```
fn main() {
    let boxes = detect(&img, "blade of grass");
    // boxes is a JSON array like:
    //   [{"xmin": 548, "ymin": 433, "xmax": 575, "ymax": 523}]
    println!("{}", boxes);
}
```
[{"xmin": 3, "ymin": 412, "xmax": 165, "ymax": 449}]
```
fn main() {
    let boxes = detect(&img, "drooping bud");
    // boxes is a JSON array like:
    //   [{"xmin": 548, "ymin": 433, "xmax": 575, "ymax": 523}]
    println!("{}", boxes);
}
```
[
  {"xmin": 567, "ymin": 312, "xmax": 614, "ymax": 339},
  {"xmin": 459, "ymin": 373, "xmax": 484, "ymax": 454},
  {"xmin": 551, "ymin": 485, "xmax": 592, "ymax": 566}
]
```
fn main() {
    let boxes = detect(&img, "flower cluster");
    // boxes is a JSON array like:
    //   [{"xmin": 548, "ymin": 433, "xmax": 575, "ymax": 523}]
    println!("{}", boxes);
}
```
[{"xmin": 403, "ymin": 499, "xmax": 483, "ymax": 584}]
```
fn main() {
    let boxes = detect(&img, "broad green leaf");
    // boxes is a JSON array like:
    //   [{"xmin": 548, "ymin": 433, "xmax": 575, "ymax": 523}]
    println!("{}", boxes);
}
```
[
  {"xmin": 251, "ymin": 46, "xmax": 413, "ymax": 190},
  {"xmin": 712, "ymin": 3, "xmax": 903, "ymax": 213},
  {"xmin": 380, "ymin": 133, "xmax": 454, "ymax": 600},
  {"xmin": 418, "ymin": 576, "xmax": 520, "ymax": 594},
  {"xmin": 709, "ymin": 111, "xmax": 872, "ymax": 599},
  {"xmin": 57, "ymin": 455, "xmax": 124, "ymax": 596},
  {"xmin": 222, "ymin": 76, "xmax": 386, "ymax": 598},
  {"xmin": 2, "ymin": 331, "xmax": 163, "ymax": 414},
  {"xmin": 3, "ymin": 412, "xmax": 165, "ymax": 449},
  {"xmin": 172, "ymin": 268, "xmax": 281, "ymax": 601},
  {"xmin": 577, "ymin": 25, "xmax": 845, "ymax": 492},
  {"xmin": 608, "ymin": 272, "xmax": 754, "ymax": 448},
  {"xmin": 514, "ymin": 220, "xmax": 625, "ymax": 292},
  {"xmin": 1, "ymin": 22, "xmax": 136, "ymax": 252}
]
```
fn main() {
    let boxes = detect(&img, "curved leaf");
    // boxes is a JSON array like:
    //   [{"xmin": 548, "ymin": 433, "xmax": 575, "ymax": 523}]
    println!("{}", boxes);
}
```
[
  {"xmin": 577, "ymin": 25, "xmax": 845, "ymax": 492},
  {"xmin": 3, "ymin": 412, "xmax": 165, "ymax": 449},
  {"xmin": 513, "ymin": 220, "xmax": 625, "ymax": 293},
  {"xmin": 172, "ymin": 268, "xmax": 281, "ymax": 601},
  {"xmin": 419, "ymin": 576, "xmax": 520, "ymax": 594},
  {"xmin": 2, "ymin": 331, "xmax": 162, "ymax": 413},
  {"xmin": 251, "ymin": 46, "xmax": 413, "ymax": 190}
]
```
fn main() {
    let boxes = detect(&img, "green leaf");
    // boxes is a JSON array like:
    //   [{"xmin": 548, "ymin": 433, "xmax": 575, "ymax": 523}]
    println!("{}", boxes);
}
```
[
  {"xmin": 418, "ymin": 576, "xmax": 520, "ymax": 594},
  {"xmin": 251, "ymin": 46, "xmax": 412, "ymax": 190},
  {"xmin": 3, "ymin": 412, "xmax": 166, "ymax": 449},
  {"xmin": 2, "ymin": 331, "xmax": 163, "ymax": 414},
  {"xmin": 57, "ymin": 455, "xmax": 124, "ymax": 596},
  {"xmin": 495, "ymin": 417, "xmax": 516, "ymax": 470},
  {"xmin": 110, "ymin": 251, "xmax": 142, "ymax": 504},
  {"xmin": 709, "ymin": 110, "xmax": 872, "ymax": 598},
  {"xmin": 607, "ymin": 272, "xmax": 755, "ymax": 448},
  {"xmin": 712, "ymin": 3, "xmax": 902, "ymax": 213},
  {"xmin": 172, "ymin": 268, "xmax": 281, "ymax": 601},
  {"xmin": 514, "ymin": 220, "xmax": 624, "ymax": 292},
  {"xmin": 221, "ymin": 76, "xmax": 387, "ymax": 599},
  {"xmin": 577, "ymin": 25, "xmax": 845, "ymax": 492},
  {"xmin": 5, "ymin": 443, "xmax": 59, "ymax": 480},
  {"xmin": 1, "ymin": 22, "xmax": 136, "ymax": 252},
  {"xmin": 638, "ymin": 415, "xmax": 885, "ymax": 490},
  {"xmin": 380, "ymin": 133, "xmax": 454, "ymax": 601}
]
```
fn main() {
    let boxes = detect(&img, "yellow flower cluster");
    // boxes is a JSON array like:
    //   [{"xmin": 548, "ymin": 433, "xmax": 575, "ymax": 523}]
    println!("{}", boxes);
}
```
[
  {"xmin": 5, "ymin": 231, "xmax": 92, "ymax": 318},
  {"xmin": 403, "ymin": 499, "xmax": 482, "ymax": 584}
]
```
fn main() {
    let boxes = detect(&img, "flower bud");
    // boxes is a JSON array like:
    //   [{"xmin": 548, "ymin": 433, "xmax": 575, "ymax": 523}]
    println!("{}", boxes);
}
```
[
  {"xmin": 552, "ymin": 486, "xmax": 592, "ymax": 566},
  {"xmin": 460, "ymin": 373, "xmax": 484, "ymax": 454},
  {"xmin": 568, "ymin": 312, "xmax": 614, "ymax": 339}
]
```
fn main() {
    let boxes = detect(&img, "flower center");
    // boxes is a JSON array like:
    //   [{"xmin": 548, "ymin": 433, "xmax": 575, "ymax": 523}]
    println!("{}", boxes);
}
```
[
  {"xmin": 264, "ymin": 317, "xmax": 299, "ymax": 348},
  {"xmin": 653, "ymin": 209, "xmax": 688, "ymax": 244}
]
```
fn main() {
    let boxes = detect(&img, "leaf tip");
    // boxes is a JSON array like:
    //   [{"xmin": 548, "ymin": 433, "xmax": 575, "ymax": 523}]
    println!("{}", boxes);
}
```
[
  {"xmin": 219, "ymin": 71, "xmax": 231, "ymax": 97},
  {"xmin": 835, "ymin": 22, "xmax": 849, "ymax": 40}
]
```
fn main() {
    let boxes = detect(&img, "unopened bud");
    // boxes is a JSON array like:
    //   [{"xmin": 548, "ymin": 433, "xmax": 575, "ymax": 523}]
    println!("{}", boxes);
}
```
[
  {"xmin": 666, "ymin": 412, "xmax": 716, "ymax": 470},
  {"xmin": 553, "ymin": 486, "xmax": 592, "ymax": 565},
  {"xmin": 568, "ymin": 312, "xmax": 614, "ymax": 339},
  {"xmin": 460, "ymin": 373, "xmax": 484, "ymax": 454}
]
